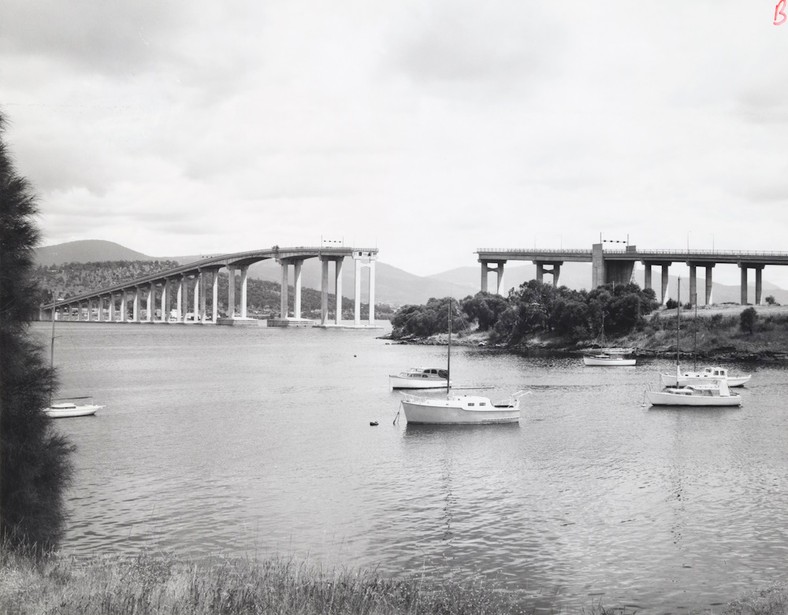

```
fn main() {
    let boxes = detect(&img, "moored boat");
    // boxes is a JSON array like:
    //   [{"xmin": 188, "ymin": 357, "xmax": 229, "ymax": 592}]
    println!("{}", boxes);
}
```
[
  {"xmin": 401, "ymin": 393, "xmax": 521, "ymax": 425},
  {"xmin": 45, "ymin": 400, "xmax": 103, "ymax": 418},
  {"xmin": 396, "ymin": 298, "xmax": 525, "ymax": 425},
  {"xmin": 389, "ymin": 367, "xmax": 450, "ymax": 389},
  {"xmin": 583, "ymin": 353, "xmax": 636, "ymax": 366},
  {"xmin": 646, "ymin": 378, "xmax": 742, "ymax": 407},
  {"xmin": 660, "ymin": 366, "xmax": 751, "ymax": 388}
]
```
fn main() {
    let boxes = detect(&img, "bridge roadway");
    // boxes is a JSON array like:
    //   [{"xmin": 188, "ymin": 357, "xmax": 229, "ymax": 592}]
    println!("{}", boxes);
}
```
[
  {"xmin": 477, "ymin": 244, "xmax": 788, "ymax": 305},
  {"xmin": 40, "ymin": 246, "xmax": 378, "ymax": 327}
]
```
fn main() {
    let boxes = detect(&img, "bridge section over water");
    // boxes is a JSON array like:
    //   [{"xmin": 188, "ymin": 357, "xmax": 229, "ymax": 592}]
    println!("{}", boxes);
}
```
[
  {"xmin": 40, "ymin": 246, "xmax": 378, "ymax": 327},
  {"xmin": 477, "ymin": 244, "xmax": 788, "ymax": 305}
]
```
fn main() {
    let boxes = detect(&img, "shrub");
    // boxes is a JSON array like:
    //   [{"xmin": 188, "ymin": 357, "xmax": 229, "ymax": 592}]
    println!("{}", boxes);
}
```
[{"xmin": 740, "ymin": 307, "xmax": 757, "ymax": 334}]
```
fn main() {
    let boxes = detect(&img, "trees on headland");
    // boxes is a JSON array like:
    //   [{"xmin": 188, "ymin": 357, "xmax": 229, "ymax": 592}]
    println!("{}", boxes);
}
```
[
  {"xmin": 0, "ymin": 112, "xmax": 74, "ymax": 554},
  {"xmin": 390, "ymin": 280, "xmax": 660, "ymax": 346}
]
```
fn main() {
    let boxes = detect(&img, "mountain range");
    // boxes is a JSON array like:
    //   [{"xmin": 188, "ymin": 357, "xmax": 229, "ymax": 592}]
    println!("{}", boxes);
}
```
[{"xmin": 34, "ymin": 240, "xmax": 788, "ymax": 306}]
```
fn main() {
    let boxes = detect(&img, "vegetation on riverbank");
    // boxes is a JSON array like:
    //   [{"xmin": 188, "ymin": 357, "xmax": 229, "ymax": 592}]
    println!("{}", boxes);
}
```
[
  {"xmin": 388, "ymin": 281, "xmax": 788, "ymax": 362},
  {"xmin": 1, "ymin": 549, "xmax": 785, "ymax": 615}
]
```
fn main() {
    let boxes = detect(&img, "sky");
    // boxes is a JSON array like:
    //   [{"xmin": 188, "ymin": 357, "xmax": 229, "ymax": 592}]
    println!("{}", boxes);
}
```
[{"xmin": 2, "ymin": 1, "xmax": 788, "ymax": 285}]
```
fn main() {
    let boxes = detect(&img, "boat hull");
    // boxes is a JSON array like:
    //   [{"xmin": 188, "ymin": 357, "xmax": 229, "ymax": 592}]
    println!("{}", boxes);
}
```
[
  {"xmin": 389, "ymin": 375, "xmax": 450, "ymax": 390},
  {"xmin": 45, "ymin": 404, "xmax": 102, "ymax": 418},
  {"xmin": 583, "ymin": 356, "xmax": 636, "ymax": 366},
  {"xmin": 401, "ymin": 396, "xmax": 520, "ymax": 425},
  {"xmin": 646, "ymin": 391, "xmax": 741, "ymax": 407}
]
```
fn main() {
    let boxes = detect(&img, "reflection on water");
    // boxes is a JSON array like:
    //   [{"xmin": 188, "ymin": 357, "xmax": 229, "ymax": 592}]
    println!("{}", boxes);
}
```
[{"xmin": 32, "ymin": 322, "xmax": 788, "ymax": 613}]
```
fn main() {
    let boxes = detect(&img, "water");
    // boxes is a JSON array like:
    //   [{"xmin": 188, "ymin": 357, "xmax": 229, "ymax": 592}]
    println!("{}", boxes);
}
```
[{"xmin": 31, "ymin": 322, "xmax": 788, "ymax": 613}]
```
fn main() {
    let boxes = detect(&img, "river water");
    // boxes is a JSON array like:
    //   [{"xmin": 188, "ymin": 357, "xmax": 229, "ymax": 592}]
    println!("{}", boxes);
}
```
[{"xmin": 30, "ymin": 321, "xmax": 788, "ymax": 613}]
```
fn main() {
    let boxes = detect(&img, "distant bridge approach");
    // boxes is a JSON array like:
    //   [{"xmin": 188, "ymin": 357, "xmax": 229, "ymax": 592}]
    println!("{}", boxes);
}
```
[{"xmin": 477, "ymin": 243, "xmax": 788, "ymax": 305}]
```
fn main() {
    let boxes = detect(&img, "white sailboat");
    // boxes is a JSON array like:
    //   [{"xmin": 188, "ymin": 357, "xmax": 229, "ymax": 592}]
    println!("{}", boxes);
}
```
[
  {"xmin": 583, "ymin": 312, "xmax": 636, "ymax": 366},
  {"xmin": 44, "ymin": 309, "xmax": 104, "ymax": 418},
  {"xmin": 646, "ymin": 282, "xmax": 741, "ymax": 407},
  {"xmin": 399, "ymin": 299, "xmax": 523, "ymax": 425}
]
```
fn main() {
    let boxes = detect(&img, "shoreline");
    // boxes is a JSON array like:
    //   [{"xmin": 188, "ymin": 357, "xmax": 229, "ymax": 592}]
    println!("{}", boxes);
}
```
[{"xmin": 382, "ymin": 304, "xmax": 788, "ymax": 363}]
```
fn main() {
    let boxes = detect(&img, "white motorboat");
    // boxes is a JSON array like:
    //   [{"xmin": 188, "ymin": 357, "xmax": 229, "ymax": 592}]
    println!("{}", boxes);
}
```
[
  {"xmin": 395, "ymin": 298, "xmax": 524, "ymax": 425},
  {"xmin": 660, "ymin": 366, "xmax": 751, "ymax": 388},
  {"xmin": 646, "ymin": 378, "xmax": 742, "ymax": 407},
  {"xmin": 389, "ymin": 367, "xmax": 450, "ymax": 390},
  {"xmin": 401, "ymin": 393, "xmax": 521, "ymax": 425},
  {"xmin": 583, "ymin": 353, "xmax": 636, "ymax": 366},
  {"xmin": 45, "ymin": 400, "xmax": 103, "ymax": 418}
]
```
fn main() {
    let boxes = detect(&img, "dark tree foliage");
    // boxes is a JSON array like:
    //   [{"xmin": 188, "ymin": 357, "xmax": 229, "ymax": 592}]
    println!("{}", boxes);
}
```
[
  {"xmin": 461, "ymin": 292, "xmax": 508, "ymax": 331},
  {"xmin": 390, "ymin": 297, "xmax": 467, "ymax": 338},
  {"xmin": 390, "ymin": 279, "xmax": 659, "ymax": 345},
  {"xmin": 0, "ymin": 112, "xmax": 75, "ymax": 555},
  {"xmin": 740, "ymin": 306, "xmax": 757, "ymax": 334}
]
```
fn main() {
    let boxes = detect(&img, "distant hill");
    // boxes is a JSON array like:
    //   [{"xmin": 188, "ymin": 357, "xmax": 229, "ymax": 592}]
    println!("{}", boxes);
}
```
[
  {"xmin": 35, "ymin": 240, "xmax": 154, "ymax": 266},
  {"xmin": 34, "ymin": 240, "xmax": 788, "ymax": 306}
]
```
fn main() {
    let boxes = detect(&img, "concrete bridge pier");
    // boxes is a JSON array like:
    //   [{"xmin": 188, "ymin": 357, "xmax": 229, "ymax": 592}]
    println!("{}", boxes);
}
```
[
  {"xmin": 199, "ymin": 272, "xmax": 207, "ymax": 323},
  {"xmin": 535, "ymin": 261, "xmax": 562, "ymax": 287},
  {"xmin": 293, "ymin": 260, "xmax": 303, "ymax": 318},
  {"xmin": 320, "ymin": 258, "xmax": 330, "ymax": 324},
  {"xmin": 688, "ymin": 264, "xmax": 698, "ymax": 306},
  {"xmin": 660, "ymin": 265, "xmax": 670, "ymax": 305},
  {"xmin": 740, "ymin": 265, "xmax": 750, "ymax": 305},
  {"xmin": 705, "ymin": 265, "xmax": 714, "ymax": 305},
  {"xmin": 211, "ymin": 270, "xmax": 219, "ymax": 323},
  {"xmin": 353, "ymin": 251, "xmax": 377, "ymax": 326},
  {"xmin": 480, "ymin": 260, "xmax": 506, "ymax": 294},
  {"xmin": 109, "ymin": 293, "xmax": 116, "ymax": 322},
  {"xmin": 279, "ymin": 261, "xmax": 290, "ymax": 318},
  {"xmin": 146, "ymin": 283, "xmax": 155, "ymax": 322},
  {"xmin": 160, "ymin": 281, "xmax": 169, "ymax": 322}
]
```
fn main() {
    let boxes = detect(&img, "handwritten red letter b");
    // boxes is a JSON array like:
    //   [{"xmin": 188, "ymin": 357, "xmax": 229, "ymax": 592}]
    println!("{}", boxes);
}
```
[{"xmin": 775, "ymin": 0, "xmax": 787, "ymax": 26}]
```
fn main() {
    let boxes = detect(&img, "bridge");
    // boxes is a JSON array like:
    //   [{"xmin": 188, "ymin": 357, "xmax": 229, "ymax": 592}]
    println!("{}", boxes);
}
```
[
  {"xmin": 477, "ymin": 244, "xmax": 788, "ymax": 305},
  {"xmin": 39, "ymin": 246, "xmax": 378, "ymax": 327}
]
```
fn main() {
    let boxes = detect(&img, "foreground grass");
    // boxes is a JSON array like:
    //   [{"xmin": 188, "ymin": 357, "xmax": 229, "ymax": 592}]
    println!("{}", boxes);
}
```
[{"xmin": 1, "ymin": 550, "xmax": 786, "ymax": 615}]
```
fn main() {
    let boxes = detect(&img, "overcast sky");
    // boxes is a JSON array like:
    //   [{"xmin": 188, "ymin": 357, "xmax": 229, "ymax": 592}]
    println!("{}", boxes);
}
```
[{"xmin": 3, "ymin": 1, "xmax": 788, "ymax": 285}]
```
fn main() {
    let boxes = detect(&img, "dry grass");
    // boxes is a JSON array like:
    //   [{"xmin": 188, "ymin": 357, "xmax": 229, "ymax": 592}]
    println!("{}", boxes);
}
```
[{"xmin": 1, "ymin": 548, "xmax": 785, "ymax": 615}]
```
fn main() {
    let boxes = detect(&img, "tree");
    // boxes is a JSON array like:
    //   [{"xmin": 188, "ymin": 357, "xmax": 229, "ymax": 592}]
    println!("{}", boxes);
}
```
[
  {"xmin": 0, "ymin": 111, "xmax": 74, "ymax": 554},
  {"xmin": 739, "ymin": 307, "xmax": 757, "ymax": 334}
]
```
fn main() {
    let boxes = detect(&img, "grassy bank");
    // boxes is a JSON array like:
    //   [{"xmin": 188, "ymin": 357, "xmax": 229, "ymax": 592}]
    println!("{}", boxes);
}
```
[{"xmin": 1, "ymin": 549, "xmax": 786, "ymax": 615}]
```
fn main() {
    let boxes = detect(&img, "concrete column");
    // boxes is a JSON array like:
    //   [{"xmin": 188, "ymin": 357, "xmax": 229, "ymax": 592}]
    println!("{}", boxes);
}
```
[
  {"xmin": 661, "ymin": 265, "xmax": 669, "ymax": 305},
  {"xmin": 199, "ymin": 272, "xmax": 207, "ymax": 322},
  {"xmin": 705, "ymin": 266, "xmax": 714, "ymax": 306},
  {"xmin": 335, "ymin": 258, "xmax": 344, "ymax": 325},
  {"xmin": 293, "ymin": 261, "xmax": 302, "ymax": 319},
  {"xmin": 481, "ymin": 262, "xmax": 489, "ymax": 293},
  {"xmin": 109, "ymin": 293, "xmax": 116, "ymax": 322},
  {"xmin": 182, "ymin": 276, "xmax": 190, "ymax": 323},
  {"xmin": 354, "ymin": 258, "xmax": 362, "ymax": 326},
  {"xmin": 96, "ymin": 297, "xmax": 103, "ymax": 322},
  {"xmin": 321, "ymin": 259, "xmax": 329, "ymax": 324},
  {"xmin": 279, "ymin": 262, "xmax": 288, "ymax": 319},
  {"xmin": 689, "ymin": 264, "xmax": 697, "ymax": 307},
  {"xmin": 368, "ymin": 258, "xmax": 376, "ymax": 324},
  {"xmin": 133, "ymin": 288, "xmax": 140, "ymax": 322},
  {"xmin": 212, "ymin": 270, "xmax": 219, "ymax": 323},
  {"xmin": 176, "ymin": 277, "xmax": 184, "ymax": 320},
  {"xmin": 536, "ymin": 263, "xmax": 544, "ymax": 283},
  {"xmin": 591, "ymin": 243, "xmax": 605, "ymax": 289},
  {"xmin": 755, "ymin": 266, "xmax": 764, "ymax": 305},
  {"xmin": 192, "ymin": 273, "xmax": 200, "ymax": 323},
  {"xmin": 552, "ymin": 263, "xmax": 561, "ymax": 287},
  {"xmin": 644, "ymin": 264, "xmax": 652, "ymax": 291},
  {"xmin": 740, "ymin": 265, "xmax": 748, "ymax": 305},
  {"xmin": 147, "ymin": 283, "xmax": 155, "ymax": 322},
  {"xmin": 161, "ymin": 281, "xmax": 169, "ymax": 322},
  {"xmin": 240, "ymin": 265, "xmax": 248, "ymax": 319},
  {"xmin": 496, "ymin": 262, "xmax": 505, "ymax": 295},
  {"xmin": 227, "ymin": 267, "xmax": 236, "ymax": 318}
]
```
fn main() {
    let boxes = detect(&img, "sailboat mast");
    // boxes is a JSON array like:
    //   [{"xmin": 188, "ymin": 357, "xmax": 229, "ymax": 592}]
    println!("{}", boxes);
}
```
[
  {"xmin": 49, "ymin": 306, "xmax": 56, "ymax": 406},
  {"xmin": 446, "ymin": 298, "xmax": 452, "ymax": 395},
  {"xmin": 676, "ymin": 278, "xmax": 681, "ymax": 368}
]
